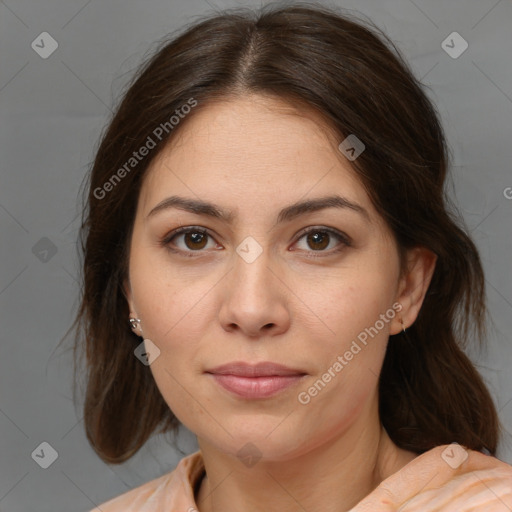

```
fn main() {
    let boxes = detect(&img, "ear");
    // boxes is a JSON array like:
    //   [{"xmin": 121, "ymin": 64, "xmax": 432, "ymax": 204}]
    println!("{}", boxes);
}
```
[
  {"xmin": 391, "ymin": 247, "xmax": 437, "ymax": 335},
  {"xmin": 123, "ymin": 277, "xmax": 143, "ymax": 336}
]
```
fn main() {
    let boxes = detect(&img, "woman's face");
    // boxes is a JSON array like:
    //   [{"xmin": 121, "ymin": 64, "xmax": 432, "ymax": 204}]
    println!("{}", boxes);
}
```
[{"xmin": 126, "ymin": 95, "xmax": 408, "ymax": 461}]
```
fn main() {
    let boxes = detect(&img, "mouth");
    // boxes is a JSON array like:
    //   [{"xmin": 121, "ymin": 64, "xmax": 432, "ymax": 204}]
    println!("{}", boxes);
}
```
[{"xmin": 205, "ymin": 361, "xmax": 307, "ymax": 399}]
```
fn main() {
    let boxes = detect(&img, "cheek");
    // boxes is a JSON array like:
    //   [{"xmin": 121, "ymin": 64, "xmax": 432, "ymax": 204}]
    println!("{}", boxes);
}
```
[
  {"xmin": 130, "ymin": 267, "xmax": 215, "ymax": 429},
  {"xmin": 129, "ymin": 248, "xmax": 219, "ymax": 346},
  {"xmin": 303, "ymin": 263, "xmax": 397, "ymax": 348},
  {"xmin": 295, "ymin": 260, "xmax": 397, "ymax": 413}
]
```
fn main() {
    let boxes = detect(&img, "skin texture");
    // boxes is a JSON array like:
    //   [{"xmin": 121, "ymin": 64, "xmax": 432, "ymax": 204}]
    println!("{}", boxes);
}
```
[{"xmin": 124, "ymin": 95, "xmax": 511, "ymax": 511}]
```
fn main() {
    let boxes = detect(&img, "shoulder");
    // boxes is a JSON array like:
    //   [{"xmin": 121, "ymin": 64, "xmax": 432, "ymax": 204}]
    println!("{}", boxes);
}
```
[{"xmin": 91, "ymin": 451, "xmax": 204, "ymax": 512}]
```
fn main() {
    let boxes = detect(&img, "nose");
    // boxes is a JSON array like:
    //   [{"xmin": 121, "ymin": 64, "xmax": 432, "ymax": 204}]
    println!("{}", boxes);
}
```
[{"xmin": 218, "ymin": 247, "xmax": 291, "ymax": 338}]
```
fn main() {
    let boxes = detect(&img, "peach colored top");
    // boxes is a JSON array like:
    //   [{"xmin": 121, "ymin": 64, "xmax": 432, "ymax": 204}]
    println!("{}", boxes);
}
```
[{"xmin": 92, "ymin": 451, "xmax": 205, "ymax": 512}]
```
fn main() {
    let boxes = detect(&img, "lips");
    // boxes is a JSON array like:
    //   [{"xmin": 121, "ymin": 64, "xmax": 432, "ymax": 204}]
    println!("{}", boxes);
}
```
[
  {"xmin": 206, "ymin": 362, "xmax": 307, "ymax": 399},
  {"xmin": 207, "ymin": 361, "xmax": 306, "ymax": 377}
]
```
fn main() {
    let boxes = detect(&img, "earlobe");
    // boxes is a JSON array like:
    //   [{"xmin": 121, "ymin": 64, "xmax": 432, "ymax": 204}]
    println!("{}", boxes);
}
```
[
  {"xmin": 393, "ymin": 247, "xmax": 437, "ymax": 334},
  {"xmin": 124, "ymin": 277, "xmax": 143, "ymax": 337},
  {"xmin": 390, "ymin": 310, "xmax": 406, "ymax": 336},
  {"xmin": 129, "ymin": 317, "xmax": 141, "ymax": 331}
]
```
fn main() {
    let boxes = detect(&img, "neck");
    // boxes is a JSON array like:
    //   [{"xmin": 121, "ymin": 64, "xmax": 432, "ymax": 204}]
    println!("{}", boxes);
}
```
[{"xmin": 195, "ymin": 405, "xmax": 417, "ymax": 512}]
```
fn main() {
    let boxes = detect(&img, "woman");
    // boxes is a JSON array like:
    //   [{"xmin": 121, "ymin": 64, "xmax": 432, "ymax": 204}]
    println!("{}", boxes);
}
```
[{"xmin": 74, "ymin": 3, "xmax": 512, "ymax": 511}]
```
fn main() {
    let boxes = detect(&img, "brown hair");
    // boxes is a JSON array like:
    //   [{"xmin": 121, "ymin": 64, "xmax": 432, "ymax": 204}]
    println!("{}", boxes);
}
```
[{"xmin": 73, "ymin": 2, "xmax": 500, "ymax": 463}]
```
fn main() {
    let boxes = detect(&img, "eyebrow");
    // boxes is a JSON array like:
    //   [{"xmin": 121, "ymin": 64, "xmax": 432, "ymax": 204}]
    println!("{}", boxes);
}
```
[{"xmin": 147, "ymin": 194, "xmax": 370, "ymax": 223}]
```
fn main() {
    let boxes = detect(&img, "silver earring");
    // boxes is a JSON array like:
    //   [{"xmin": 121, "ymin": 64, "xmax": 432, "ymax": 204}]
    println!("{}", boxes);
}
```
[
  {"xmin": 129, "ymin": 318, "xmax": 141, "ymax": 330},
  {"xmin": 400, "ymin": 317, "xmax": 406, "ymax": 334}
]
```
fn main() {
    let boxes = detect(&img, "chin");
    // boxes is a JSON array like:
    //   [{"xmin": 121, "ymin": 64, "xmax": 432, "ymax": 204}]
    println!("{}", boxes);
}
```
[{"xmin": 196, "ymin": 417, "xmax": 322, "ymax": 464}]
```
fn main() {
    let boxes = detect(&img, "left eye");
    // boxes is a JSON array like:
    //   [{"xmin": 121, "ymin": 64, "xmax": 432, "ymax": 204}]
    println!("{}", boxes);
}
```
[{"xmin": 293, "ymin": 228, "xmax": 348, "ymax": 253}]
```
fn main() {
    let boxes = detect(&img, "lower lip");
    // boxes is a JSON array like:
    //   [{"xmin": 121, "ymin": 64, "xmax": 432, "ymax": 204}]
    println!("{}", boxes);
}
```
[{"xmin": 209, "ymin": 374, "xmax": 305, "ymax": 399}]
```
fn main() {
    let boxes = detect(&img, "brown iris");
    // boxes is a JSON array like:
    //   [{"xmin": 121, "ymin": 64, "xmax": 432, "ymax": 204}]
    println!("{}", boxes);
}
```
[
  {"xmin": 184, "ymin": 231, "xmax": 208, "ymax": 250},
  {"xmin": 307, "ymin": 231, "xmax": 330, "ymax": 250}
]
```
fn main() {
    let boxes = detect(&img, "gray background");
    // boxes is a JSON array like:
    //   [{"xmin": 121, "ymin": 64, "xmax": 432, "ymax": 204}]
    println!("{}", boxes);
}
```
[{"xmin": 1, "ymin": 0, "xmax": 511, "ymax": 510}]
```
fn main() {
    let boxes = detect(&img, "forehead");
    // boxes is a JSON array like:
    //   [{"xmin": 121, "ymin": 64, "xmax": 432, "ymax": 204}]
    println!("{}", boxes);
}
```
[{"xmin": 138, "ymin": 95, "xmax": 374, "ymax": 220}]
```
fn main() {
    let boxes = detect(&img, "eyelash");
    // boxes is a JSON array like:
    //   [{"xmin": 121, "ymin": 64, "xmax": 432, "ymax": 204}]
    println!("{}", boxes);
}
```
[{"xmin": 160, "ymin": 225, "xmax": 352, "ymax": 258}]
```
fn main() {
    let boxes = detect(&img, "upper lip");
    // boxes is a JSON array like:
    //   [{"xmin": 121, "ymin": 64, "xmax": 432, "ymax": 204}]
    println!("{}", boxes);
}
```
[{"xmin": 206, "ymin": 362, "xmax": 307, "ymax": 377}]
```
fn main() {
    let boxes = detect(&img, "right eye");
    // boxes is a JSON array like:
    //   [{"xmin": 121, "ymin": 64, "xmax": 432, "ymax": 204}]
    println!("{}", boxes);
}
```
[{"xmin": 161, "ymin": 226, "xmax": 223, "ymax": 256}]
